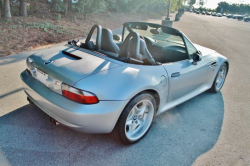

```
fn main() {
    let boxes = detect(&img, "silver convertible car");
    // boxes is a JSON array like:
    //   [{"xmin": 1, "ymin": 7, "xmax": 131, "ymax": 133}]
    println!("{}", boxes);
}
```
[{"xmin": 20, "ymin": 22, "xmax": 229, "ymax": 144}]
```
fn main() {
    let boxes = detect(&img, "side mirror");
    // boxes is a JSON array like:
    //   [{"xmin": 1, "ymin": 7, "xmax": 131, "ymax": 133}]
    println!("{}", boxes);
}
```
[
  {"xmin": 192, "ymin": 52, "xmax": 202, "ymax": 65},
  {"xmin": 113, "ymin": 34, "xmax": 121, "ymax": 41}
]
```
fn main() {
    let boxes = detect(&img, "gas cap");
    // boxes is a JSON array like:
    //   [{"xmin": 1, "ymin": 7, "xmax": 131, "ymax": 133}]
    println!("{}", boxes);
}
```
[{"xmin": 160, "ymin": 75, "xmax": 167, "ymax": 87}]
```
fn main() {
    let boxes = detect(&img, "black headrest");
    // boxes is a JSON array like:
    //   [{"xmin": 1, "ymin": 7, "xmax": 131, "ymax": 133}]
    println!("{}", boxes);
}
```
[
  {"xmin": 119, "ymin": 32, "xmax": 155, "ymax": 65},
  {"xmin": 102, "ymin": 28, "xmax": 112, "ymax": 37},
  {"xmin": 119, "ymin": 32, "xmax": 141, "ymax": 61},
  {"xmin": 101, "ymin": 28, "xmax": 120, "ymax": 54},
  {"xmin": 127, "ymin": 38, "xmax": 147, "ymax": 59},
  {"xmin": 138, "ymin": 39, "xmax": 147, "ymax": 55},
  {"xmin": 137, "ymin": 39, "xmax": 156, "ymax": 65}
]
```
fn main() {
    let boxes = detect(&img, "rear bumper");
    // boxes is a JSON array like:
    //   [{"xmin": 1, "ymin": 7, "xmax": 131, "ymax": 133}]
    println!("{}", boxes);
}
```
[{"xmin": 20, "ymin": 70, "xmax": 128, "ymax": 133}]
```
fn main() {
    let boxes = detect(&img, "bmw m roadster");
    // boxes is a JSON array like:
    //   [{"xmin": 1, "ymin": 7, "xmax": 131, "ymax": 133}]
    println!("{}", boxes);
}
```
[{"xmin": 20, "ymin": 22, "xmax": 229, "ymax": 144}]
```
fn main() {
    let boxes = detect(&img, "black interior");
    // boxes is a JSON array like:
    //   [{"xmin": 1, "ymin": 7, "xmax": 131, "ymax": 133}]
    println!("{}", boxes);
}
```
[
  {"xmin": 70, "ymin": 24, "xmax": 189, "ymax": 65},
  {"xmin": 123, "ymin": 22, "xmax": 190, "ymax": 64},
  {"xmin": 118, "ymin": 32, "xmax": 156, "ymax": 65},
  {"xmin": 118, "ymin": 32, "xmax": 142, "ymax": 62},
  {"xmin": 137, "ymin": 39, "xmax": 156, "ymax": 65},
  {"xmin": 147, "ymin": 41, "xmax": 188, "ymax": 63}
]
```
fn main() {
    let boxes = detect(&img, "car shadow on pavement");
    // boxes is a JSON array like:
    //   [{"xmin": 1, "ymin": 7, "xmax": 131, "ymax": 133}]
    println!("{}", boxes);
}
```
[
  {"xmin": 0, "ymin": 52, "xmax": 35, "ymax": 66},
  {"xmin": 0, "ymin": 91, "xmax": 224, "ymax": 166}
]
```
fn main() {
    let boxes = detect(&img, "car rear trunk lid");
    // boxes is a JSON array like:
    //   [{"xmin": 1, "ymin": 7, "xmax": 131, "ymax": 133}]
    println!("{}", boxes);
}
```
[{"xmin": 29, "ymin": 45, "xmax": 122, "ymax": 86}]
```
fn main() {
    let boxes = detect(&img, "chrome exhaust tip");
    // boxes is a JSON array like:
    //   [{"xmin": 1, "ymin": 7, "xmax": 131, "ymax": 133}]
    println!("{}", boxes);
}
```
[
  {"xmin": 49, "ymin": 117, "xmax": 60, "ymax": 126},
  {"xmin": 27, "ymin": 97, "xmax": 33, "ymax": 104}
]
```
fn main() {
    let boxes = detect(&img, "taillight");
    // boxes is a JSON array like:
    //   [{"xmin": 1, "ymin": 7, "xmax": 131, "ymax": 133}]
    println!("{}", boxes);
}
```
[
  {"xmin": 27, "ymin": 58, "xmax": 34, "ymax": 68},
  {"xmin": 26, "ymin": 58, "xmax": 35, "ymax": 76},
  {"xmin": 26, "ymin": 68, "xmax": 32, "ymax": 75},
  {"xmin": 62, "ymin": 83, "xmax": 99, "ymax": 104}
]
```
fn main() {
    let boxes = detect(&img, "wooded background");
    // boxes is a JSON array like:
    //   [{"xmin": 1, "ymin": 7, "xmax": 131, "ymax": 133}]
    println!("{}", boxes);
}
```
[
  {"xmin": 0, "ymin": 0, "xmax": 187, "ymax": 19},
  {"xmin": 216, "ymin": 1, "xmax": 250, "ymax": 14},
  {"xmin": 1, "ymin": 0, "xmax": 249, "ymax": 20}
]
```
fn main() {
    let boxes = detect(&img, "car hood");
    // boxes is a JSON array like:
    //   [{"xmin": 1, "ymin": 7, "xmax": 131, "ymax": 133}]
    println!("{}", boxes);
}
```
[
  {"xmin": 29, "ymin": 45, "xmax": 122, "ymax": 85},
  {"xmin": 194, "ymin": 44, "xmax": 216, "ymax": 56}
]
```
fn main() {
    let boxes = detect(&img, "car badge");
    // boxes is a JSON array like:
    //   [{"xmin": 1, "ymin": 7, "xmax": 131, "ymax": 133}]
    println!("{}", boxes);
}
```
[{"xmin": 45, "ymin": 60, "xmax": 53, "ymax": 65}]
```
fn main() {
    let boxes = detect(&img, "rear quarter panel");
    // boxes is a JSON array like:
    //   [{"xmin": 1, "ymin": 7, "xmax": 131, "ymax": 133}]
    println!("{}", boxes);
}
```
[{"xmin": 73, "ymin": 63, "xmax": 168, "ymax": 104}]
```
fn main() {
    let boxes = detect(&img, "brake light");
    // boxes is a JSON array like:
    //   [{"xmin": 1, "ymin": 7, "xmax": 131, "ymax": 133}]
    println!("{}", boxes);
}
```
[
  {"xmin": 26, "ymin": 68, "xmax": 31, "ymax": 75},
  {"xmin": 62, "ymin": 83, "xmax": 99, "ymax": 104},
  {"xmin": 26, "ymin": 58, "xmax": 35, "ymax": 76}
]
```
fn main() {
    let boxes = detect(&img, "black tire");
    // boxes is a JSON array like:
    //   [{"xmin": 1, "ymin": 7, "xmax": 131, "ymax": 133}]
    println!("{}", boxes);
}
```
[
  {"xmin": 209, "ymin": 63, "xmax": 228, "ymax": 93},
  {"xmin": 112, "ymin": 93, "xmax": 156, "ymax": 145}
]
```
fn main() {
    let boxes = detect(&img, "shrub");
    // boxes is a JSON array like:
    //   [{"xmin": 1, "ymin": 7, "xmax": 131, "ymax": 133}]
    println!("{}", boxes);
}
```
[{"xmin": 56, "ymin": 13, "xmax": 61, "ymax": 21}]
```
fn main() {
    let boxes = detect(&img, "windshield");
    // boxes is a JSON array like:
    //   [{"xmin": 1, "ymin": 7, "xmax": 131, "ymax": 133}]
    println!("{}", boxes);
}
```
[
  {"xmin": 123, "ymin": 22, "xmax": 191, "ymax": 64},
  {"xmin": 125, "ymin": 22, "xmax": 184, "ymax": 46}
]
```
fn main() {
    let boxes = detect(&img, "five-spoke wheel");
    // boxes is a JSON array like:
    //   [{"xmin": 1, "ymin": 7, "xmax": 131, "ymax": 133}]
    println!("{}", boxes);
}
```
[
  {"xmin": 125, "ymin": 100, "xmax": 154, "ymax": 141},
  {"xmin": 215, "ymin": 65, "xmax": 227, "ymax": 91},
  {"xmin": 209, "ymin": 63, "xmax": 228, "ymax": 93},
  {"xmin": 113, "ymin": 93, "xmax": 156, "ymax": 144}
]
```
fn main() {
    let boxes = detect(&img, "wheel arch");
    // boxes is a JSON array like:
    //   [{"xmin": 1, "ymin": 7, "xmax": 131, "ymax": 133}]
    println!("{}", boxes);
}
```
[
  {"xmin": 224, "ymin": 61, "xmax": 229, "ymax": 76},
  {"xmin": 112, "ymin": 88, "xmax": 161, "ymax": 135},
  {"xmin": 112, "ymin": 88, "xmax": 160, "ymax": 144},
  {"xmin": 142, "ymin": 89, "xmax": 160, "ymax": 113},
  {"xmin": 122, "ymin": 89, "xmax": 161, "ymax": 116}
]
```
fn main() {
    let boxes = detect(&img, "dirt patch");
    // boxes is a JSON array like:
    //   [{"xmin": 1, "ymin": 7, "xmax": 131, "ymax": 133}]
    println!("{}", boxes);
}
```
[{"xmin": 0, "ymin": 12, "xmax": 161, "ymax": 57}]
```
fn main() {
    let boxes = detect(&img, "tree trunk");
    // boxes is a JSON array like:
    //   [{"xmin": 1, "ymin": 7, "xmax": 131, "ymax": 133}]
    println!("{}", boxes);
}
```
[
  {"xmin": 64, "ymin": 0, "xmax": 68, "ymax": 15},
  {"xmin": 68, "ymin": 0, "xmax": 72, "ymax": 12},
  {"xmin": 4, "ymin": 0, "xmax": 11, "ymax": 19},
  {"xmin": 20, "ymin": 0, "xmax": 27, "ymax": 17},
  {"xmin": 51, "ymin": 0, "xmax": 56, "ymax": 12},
  {"xmin": 82, "ymin": 1, "xmax": 87, "ymax": 19},
  {"xmin": 0, "ymin": 0, "xmax": 2, "ymax": 19}
]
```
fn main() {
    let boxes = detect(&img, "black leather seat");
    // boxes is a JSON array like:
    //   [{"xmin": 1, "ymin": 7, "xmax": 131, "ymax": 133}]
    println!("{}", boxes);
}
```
[
  {"xmin": 99, "ymin": 28, "xmax": 120, "ymax": 58},
  {"xmin": 126, "ymin": 38, "xmax": 156, "ymax": 65},
  {"xmin": 138, "ymin": 39, "xmax": 156, "ymax": 65},
  {"xmin": 119, "ymin": 32, "xmax": 156, "ymax": 65},
  {"xmin": 119, "ymin": 32, "xmax": 142, "ymax": 62}
]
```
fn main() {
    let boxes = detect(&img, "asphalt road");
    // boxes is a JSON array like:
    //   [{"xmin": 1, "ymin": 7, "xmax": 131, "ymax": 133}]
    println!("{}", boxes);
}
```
[{"xmin": 0, "ymin": 13, "xmax": 250, "ymax": 166}]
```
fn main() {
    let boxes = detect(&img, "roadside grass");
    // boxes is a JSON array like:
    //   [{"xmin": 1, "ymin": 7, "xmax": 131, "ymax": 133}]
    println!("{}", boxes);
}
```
[
  {"xmin": 9, "ymin": 21, "xmax": 77, "ymax": 36},
  {"xmin": 0, "ymin": 12, "xmax": 162, "ymax": 57}
]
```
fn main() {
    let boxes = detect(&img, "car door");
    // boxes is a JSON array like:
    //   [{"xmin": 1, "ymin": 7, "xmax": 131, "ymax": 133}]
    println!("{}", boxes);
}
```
[{"xmin": 163, "ymin": 36, "xmax": 209, "ymax": 102}]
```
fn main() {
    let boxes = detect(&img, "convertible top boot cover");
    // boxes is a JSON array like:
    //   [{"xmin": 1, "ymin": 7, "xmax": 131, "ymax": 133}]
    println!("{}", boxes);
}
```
[{"xmin": 28, "ymin": 45, "xmax": 122, "ymax": 86}]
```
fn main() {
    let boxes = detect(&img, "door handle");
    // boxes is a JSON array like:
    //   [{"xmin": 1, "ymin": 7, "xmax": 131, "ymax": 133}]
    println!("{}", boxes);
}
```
[{"xmin": 171, "ymin": 72, "xmax": 180, "ymax": 78}]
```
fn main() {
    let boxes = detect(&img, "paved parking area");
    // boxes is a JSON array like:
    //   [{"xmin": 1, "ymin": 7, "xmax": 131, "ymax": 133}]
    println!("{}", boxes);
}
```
[{"xmin": 0, "ymin": 13, "xmax": 250, "ymax": 166}]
